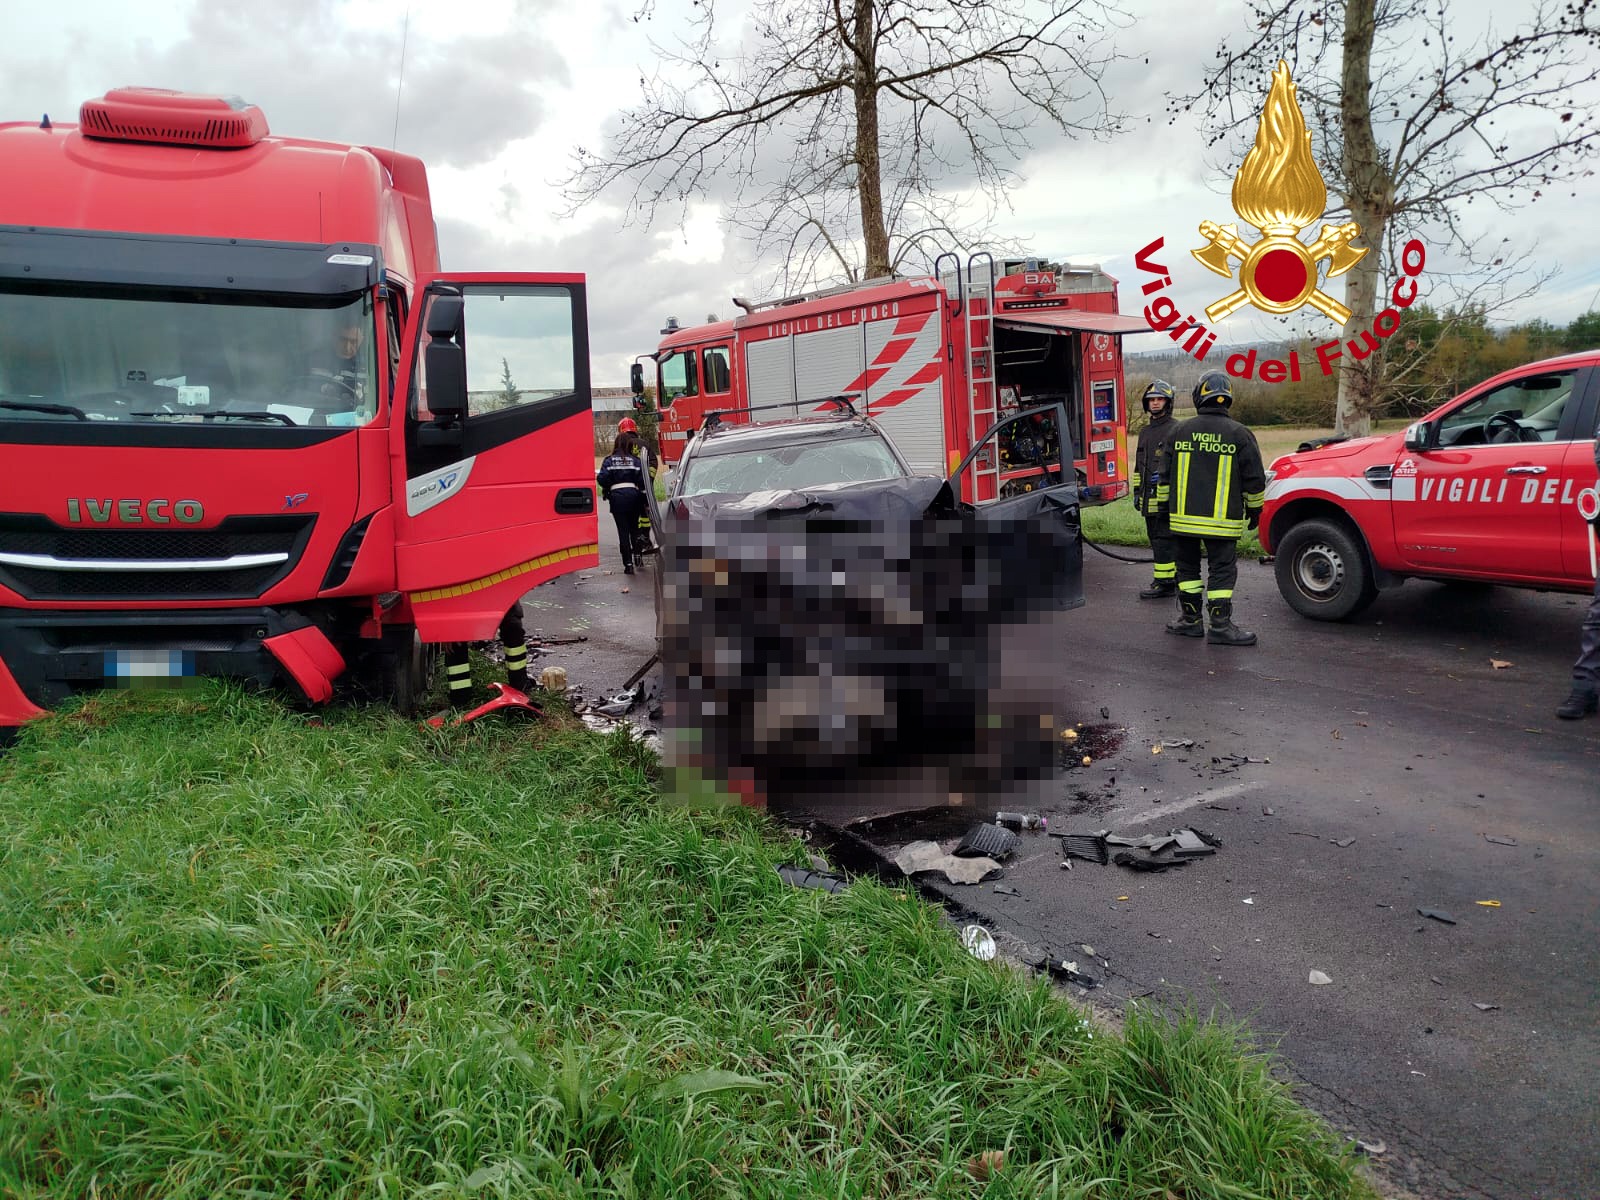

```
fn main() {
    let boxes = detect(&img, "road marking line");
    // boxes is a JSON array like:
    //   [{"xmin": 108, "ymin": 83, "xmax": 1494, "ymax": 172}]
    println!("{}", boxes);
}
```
[{"xmin": 1107, "ymin": 780, "xmax": 1266, "ymax": 826}]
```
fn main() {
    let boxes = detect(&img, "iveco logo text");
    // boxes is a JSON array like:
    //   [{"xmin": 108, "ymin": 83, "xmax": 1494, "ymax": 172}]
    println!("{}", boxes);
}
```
[{"xmin": 65, "ymin": 498, "xmax": 204, "ymax": 524}]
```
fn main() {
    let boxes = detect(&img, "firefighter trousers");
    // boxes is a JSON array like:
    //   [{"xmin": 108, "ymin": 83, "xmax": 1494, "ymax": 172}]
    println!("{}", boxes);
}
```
[
  {"xmin": 1173, "ymin": 535, "xmax": 1238, "ymax": 604},
  {"xmin": 445, "ymin": 603, "xmax": 530, "ymax": 705},
  {"xmin": 1573, "ymin": 573, "xmax": 1600, "ymax": 690},
  {"xmin": 1144, "ymin": 513, "xmax": 1175, "ymax": 583},
  {"xmin": 608, "ymin": 489, "xmax": 647, "ymax": 569}
]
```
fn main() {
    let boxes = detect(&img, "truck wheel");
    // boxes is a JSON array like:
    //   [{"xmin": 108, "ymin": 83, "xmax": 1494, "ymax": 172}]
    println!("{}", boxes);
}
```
[
  {"xmin": 375, "ymin": 627, "xmax": 429, "ymax": 716},
  {"xmin": 1274, "ymin": 518, "xmax": 1379, "ymax": 621}
]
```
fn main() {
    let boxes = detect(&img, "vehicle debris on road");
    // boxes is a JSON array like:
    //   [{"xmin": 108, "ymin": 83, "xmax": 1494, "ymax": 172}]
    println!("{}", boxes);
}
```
[
  {"xmin": 1484, "ymin": 834, "xmax": 1518, "ymax": 847},
  {"xmin": 994, "ymin": 811, "xmax": 1046, "ymax": 831},
  {"xmin": 1418, "ymin": 908, "xmax": 1457, "ymax": 924},
  {"xmin": 1473, "ymin": 1002, "xmax": 1500, "ymax": 1011},
  {"xmin": 775, "ymin": 864, "xmax": 849, "ymax": 893},
  {"xmin": 954, "ymin": 823, "xmax": 1018, "ymax": 861},
  {"xmin": 1035, "ymin": 957, "xmax": 1100, "ymax": 988},
  {"xmin": 893, "ymin": 841, "xmax": 1002, "ymax": 885},
  {"xmin": 1052, "ymin": 826, "xmax": 1221, "ymax": 873},
  {"xmin": 1308, "ymin": 970, "xmax": 1333, "ymax": 985},
  {"xmin": 960, "ymin": 925, "xmax": 997, "ymax": 961}
]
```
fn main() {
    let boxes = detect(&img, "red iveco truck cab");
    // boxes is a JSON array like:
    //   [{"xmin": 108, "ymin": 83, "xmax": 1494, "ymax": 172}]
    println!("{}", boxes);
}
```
[
  {"xmin": 0, "ymin": 88, "xmax": 598, "ymax": 732},
  {"xmin": 1260, "ymin": 351, "xmax": 1600, "ymax": 620}
]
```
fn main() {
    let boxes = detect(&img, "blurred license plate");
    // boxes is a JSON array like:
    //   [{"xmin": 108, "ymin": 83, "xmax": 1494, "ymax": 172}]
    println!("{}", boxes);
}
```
[{"xmin": 104, "ymin": 650, "xmax": 196, "ymax": 679}]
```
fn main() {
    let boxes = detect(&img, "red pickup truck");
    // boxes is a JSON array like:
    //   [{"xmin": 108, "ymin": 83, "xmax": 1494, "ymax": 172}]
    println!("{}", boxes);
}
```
[{"xmin": 1259, "ymin": 351, "xmax": 1600, "ymax": 620}]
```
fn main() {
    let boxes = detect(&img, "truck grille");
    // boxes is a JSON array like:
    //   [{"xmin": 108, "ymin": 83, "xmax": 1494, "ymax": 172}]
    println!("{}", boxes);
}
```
[{"xmin": 0, "ymin": 514, "xmax": 316, "ymax": 601}]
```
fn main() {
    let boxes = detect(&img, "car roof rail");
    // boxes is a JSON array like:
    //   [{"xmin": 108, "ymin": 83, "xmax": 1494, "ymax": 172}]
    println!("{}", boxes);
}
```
[{"xmin": 701, "ymin": 395, "xmax": 859, "ymax": 430}]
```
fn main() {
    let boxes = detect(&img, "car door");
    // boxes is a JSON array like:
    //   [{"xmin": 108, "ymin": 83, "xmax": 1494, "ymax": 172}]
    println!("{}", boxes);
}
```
[
  {"xmin": 391, "ymin": 275, "xmax": 598, "ymax": 644},
  {"xmin": 950, "ymin": 401, "xmax": 1084, "ymax": 612},
  {"xmin": 1390, "ymin": 367, "xmax": 1579, "ymax": 583}
]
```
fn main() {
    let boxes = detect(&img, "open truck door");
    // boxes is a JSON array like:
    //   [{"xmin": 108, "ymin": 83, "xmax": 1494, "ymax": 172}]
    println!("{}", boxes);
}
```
[
  {"xmin": 949, "ymin": 401, "xmax": 1085, "ymax": 613},
  {"xmin": 393, "ymin": 275, "xmax": 599, "ymax": 644}
]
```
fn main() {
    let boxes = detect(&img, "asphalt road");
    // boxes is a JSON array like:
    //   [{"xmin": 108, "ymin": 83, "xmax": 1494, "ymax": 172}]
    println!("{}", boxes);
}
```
[{"xmin": 522, "ymin": 533, "xmax": 1599, "ymax": 1200}]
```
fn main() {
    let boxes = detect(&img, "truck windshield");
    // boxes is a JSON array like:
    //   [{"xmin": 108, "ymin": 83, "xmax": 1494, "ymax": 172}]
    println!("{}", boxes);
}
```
[{"xmin": 0, "ymin": 286, "xmax": 377, "ymax": 428}]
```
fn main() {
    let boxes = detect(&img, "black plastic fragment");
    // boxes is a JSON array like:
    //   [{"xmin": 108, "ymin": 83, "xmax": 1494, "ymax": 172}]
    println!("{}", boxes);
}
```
[
  {"xmin": 1052, "ymin": 832, "xmax": 1110, "ymax": 864},
  {"xmin": 1041, "ymin": 957, "xmax": 1099, "ymax": 988},
  {"xmin": 1113, "ymin": 850, "xmax": 1187, "ymax": 872},
  {"xmin": 1417, "ymin": 907, "xmax": 1457, "ymax": 925},
  {"xmin": 954, "ymin": 822, "xmax": 1019, "ymax": 861},
  {"xmin": 776, "ymin": 864, "xmax": 849, "ymax": 893}
]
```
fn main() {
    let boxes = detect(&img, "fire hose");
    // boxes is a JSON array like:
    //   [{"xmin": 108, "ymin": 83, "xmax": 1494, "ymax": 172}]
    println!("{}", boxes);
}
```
[{"xmin": 1081, "ymin": 531, "xmax": 1153, "ymax": 564}]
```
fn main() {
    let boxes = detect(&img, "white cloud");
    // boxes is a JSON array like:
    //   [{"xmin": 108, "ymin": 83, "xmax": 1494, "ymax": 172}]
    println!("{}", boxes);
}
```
[{"xmin": 5, "ymin": 0, "xmax": 1597, "ymax": 387}]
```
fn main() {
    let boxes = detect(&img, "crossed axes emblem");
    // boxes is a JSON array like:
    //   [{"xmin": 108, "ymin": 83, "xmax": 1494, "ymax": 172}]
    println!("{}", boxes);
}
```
[{"xmin": 1193, "ymin": 220, "xmax": 1366, "ymax": 325}]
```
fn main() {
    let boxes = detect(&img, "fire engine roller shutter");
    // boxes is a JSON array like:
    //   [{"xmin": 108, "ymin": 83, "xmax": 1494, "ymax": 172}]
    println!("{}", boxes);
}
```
[
  {"xmin": 864, "ymin": 314, "xmax": 945, "ymax": 476},
  {"xmin": 794, "ymin": 326, "xmax": 865, "ymax": 412},
  {"xmin": 745, "ymin": 338, "xmax": 796, "ymax": 412}
]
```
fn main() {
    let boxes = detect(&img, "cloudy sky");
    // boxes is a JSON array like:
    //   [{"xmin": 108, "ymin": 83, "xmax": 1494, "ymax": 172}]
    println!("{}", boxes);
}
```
[{"xmin": 8, "ymin": 0, "xmax": 1599, "ymax": 385}]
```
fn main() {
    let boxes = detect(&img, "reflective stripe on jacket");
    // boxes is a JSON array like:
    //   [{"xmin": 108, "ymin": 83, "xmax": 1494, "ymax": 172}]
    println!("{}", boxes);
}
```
[
  {"xmin": 1132, "ymin": 412, "xmax": 1180, "ymax": 517},
  {"xmin": 597, "ymin": 453, "xmax": 647, "ymax": 498},
  {"xmin": 1155, "ymin": 410, "xmax": 1266, "ymax": 538}
]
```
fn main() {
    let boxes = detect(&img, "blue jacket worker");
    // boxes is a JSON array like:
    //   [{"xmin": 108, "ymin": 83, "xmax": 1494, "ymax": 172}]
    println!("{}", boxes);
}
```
[{"xmin": 597, "ymin": 432, "xmax": 649, "ymax": 575}]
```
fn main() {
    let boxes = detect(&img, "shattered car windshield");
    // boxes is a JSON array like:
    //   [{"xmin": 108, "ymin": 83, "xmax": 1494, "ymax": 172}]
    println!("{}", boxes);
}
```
[
  {"xmin": 0, "ymin": 286, "xmax": 377, "ymax": 428},
  {"xmin": 679, "ymin": 433, "xmax": 905, "ymax": 498}
]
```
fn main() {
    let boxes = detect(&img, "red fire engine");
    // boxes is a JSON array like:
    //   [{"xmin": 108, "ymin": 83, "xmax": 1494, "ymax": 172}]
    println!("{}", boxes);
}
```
[
  {"xmin": 1260, "ymin": 351, "xmax": 1600, "ymax": 620},
  {"xmin": 0, "ymin": 87, "xmax": 599, "ymax": 733},
  {"xmin": 639, "ymin": 254, "xmax": 1148, "ymax": 504}
]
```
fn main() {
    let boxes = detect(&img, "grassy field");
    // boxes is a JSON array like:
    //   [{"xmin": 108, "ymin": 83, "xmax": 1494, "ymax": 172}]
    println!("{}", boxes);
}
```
[{"xmin": 0, "ymin": 685, "xmax": 1379, "ymax": 1199}]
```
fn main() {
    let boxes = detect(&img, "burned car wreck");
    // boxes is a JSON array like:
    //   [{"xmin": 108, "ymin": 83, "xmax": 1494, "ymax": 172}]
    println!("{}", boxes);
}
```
[{"xmin": 658, "ymin": 403, "xmax": 1085, "ymax": 814}]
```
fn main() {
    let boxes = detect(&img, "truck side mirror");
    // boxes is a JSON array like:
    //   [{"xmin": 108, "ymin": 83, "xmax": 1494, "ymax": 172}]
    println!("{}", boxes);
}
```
[
  {"xmin": 1403, "ymin": 421, "xmax": 1430, "ymax": 452},
  {"xmin": 630, "ymin": 362, "xmax": 645, "ymax": 395},
  {"xmin": 422, "ymin": 296, "xmax": 467, "ymax": 426}
]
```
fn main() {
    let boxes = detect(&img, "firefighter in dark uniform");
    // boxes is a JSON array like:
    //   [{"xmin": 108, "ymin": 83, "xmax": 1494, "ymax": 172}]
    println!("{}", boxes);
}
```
[
  {"xmin": 616, "ymin": 416, "xmax": 656, "ymax": 559},
  {"xmin": 444, "ymin": 605, "xmax": 532, "ymax": 707},
  {"xmin": 1557, "ymin": 418, "xmax": 1600, "ymax": 719},
  {"xmin": 597, "ymin": 431, "xmax": 649, "ymax": 575},
  {"xmin": 1155, "ymin": 371, "xmax": 1267, "ymax": 645},
  {"xmin": 1131, "ymin": 380, "xmax": 1181, "ymax": 599}
]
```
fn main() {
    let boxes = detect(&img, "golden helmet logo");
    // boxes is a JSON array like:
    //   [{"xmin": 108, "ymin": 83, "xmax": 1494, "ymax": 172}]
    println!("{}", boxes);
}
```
[{"xmin": 1191, "ymin": 61, "xmax": 1366, "ymax": 325}]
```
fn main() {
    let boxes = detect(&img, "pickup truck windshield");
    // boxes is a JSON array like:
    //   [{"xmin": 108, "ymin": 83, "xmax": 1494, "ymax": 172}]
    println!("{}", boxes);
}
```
[{"xmin": 0, "ymin": 286, "xmax": 376, "ymax": 428}]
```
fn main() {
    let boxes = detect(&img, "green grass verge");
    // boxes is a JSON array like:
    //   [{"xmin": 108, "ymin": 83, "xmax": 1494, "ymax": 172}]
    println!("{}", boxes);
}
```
[{"xmin": 1, "ymin": 686, "xmax": 1377, "ymax": 1199}]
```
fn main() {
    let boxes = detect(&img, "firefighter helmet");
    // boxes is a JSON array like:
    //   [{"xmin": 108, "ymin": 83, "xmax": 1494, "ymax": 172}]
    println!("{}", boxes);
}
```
[
  {"xmin": 1192, "ymin": 371, "xmax": 1234, "ymax": 410},
  {"xmin": 618, "ymin": 417, "xmax": 638, "ymax": 433},
  {"xmin": 1141, "ymin": 380, "xmax": 1176, "ymax": 414}
]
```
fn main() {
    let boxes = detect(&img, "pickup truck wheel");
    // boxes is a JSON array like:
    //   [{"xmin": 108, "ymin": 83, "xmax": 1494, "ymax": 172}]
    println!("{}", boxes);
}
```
[{"xmin": 1274, "ymin": 518, "xmax": 1379, "ymax": 621}]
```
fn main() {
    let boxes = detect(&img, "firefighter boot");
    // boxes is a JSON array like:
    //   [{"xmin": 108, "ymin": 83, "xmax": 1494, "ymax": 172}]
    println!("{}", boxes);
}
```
[
  {"xmin": 1206, "ymin": 599, "xmax": 1258, "ymax": 646},
  {"xmin": 504, "ymin": 641, "xmax": 531, "ymax": 694},
  {"xmin": 1556, "ymin": 687, "xmax": 1598, "ymax": 719},
  {"xmin": 1165, "ymin": 592, "xmax": 1204, "ymax": 638},
  {"xmin": 1140, "ymin": 579, "xmax": 1177, "ymax": 600}
]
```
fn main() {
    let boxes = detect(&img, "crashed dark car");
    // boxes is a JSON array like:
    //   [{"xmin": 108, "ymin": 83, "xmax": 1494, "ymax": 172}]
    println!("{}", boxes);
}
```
[{"xmin": 654, "ymin": 401, "xmax": 1085, "ymax": 813}]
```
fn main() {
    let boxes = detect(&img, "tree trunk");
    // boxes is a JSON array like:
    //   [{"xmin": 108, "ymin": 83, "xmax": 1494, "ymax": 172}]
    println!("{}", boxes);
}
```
[
  {"xmin": 850, "ymin": 0, "xmax": 890, "ymax": 278},
  {"xmin": 1335, "ymin": 0, "xmax": 1388, "ymax": 438}
]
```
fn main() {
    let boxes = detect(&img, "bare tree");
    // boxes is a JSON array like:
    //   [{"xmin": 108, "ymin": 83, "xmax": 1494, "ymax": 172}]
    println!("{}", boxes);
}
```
[
  {"xmin": 566, "ymin": 0, "xmax": 1126, "ymax": 289},
  {"xmin": 1176, "ymin": 0, "xmax": 1600, "ymax": 436}
]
